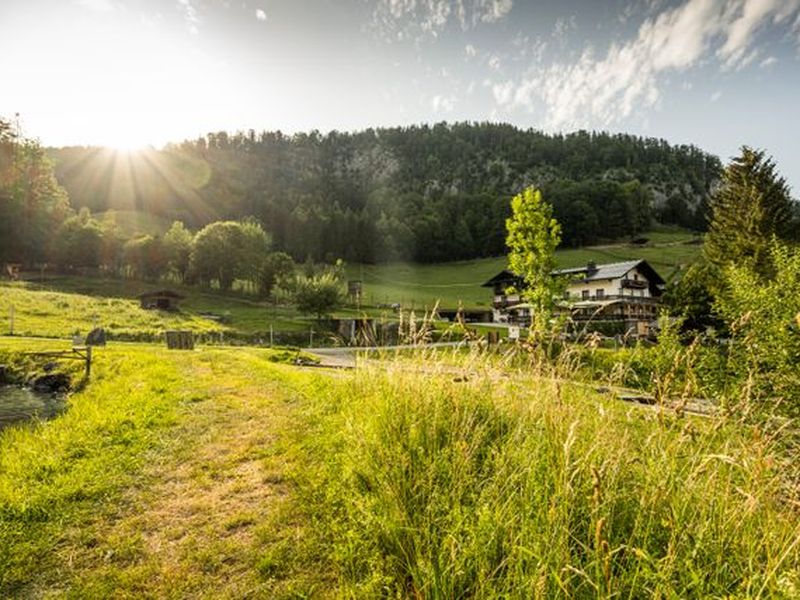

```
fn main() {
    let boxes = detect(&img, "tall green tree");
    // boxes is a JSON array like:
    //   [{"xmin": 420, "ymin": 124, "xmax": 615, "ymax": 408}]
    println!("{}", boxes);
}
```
[
  {"xmin": 238, "ymin": 219, "xmax": 271, "ymax": 291},
  {"xmin": 0, "ymin": 116, "xmax": 71, "ymax": 266},
  {"xmin": 163, "ymin": 221, "xmax": 194, "ymax": 281},
  {"xmin": 123, "ymin": 235, "xmax": 167, "ymax": 281},
  {"xmin": 190, "ymin": 221, "xmax": 244, "ymax": 291},
  {"xmin": 704, "ymin": 147, "xmax": 794, "ymax": 278},
  {"xmin": 259, "ymin": 251, "xmax": 295, "ymax": 298},
  {"xmin": 53, "ymin": 208, "xmax": 103, "ymax": 269},
  {"xmin": 505, "ymin": 187, "xmax": 562, "ymax": 330},
  {"xmin": 189, "ymin": 220, "xmax": 269, "ymax": 291}
]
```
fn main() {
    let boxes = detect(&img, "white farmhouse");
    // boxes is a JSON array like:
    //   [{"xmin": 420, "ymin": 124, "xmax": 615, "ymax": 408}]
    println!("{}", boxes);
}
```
[{"xmin": 481, "ymin": 260, "xmax": 665, "ymax": 337}]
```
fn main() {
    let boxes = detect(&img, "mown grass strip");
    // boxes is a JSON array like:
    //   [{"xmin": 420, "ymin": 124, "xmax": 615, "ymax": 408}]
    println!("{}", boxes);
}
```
[{"xmin": 0, "ymin": 343, "xmax": 189, "ymax": 595}]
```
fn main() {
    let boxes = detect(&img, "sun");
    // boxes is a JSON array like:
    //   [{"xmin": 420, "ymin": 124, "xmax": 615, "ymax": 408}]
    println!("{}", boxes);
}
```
[
  {"xmin": 104, "ymin": 133, "xmax": 150, "ymax": 152},
  {"xmin": 98, "ymin": 123, "xmax": 156, "ymax": 152}
]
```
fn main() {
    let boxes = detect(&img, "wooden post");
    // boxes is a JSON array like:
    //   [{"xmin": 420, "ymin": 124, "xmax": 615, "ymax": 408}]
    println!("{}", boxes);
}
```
[
  {"xmin": 309, "ymin": 328, "xmax": 314, "ymax": 347},
  {"xmin": 269, "ymin": 325, "xmax": 274, "ymax": 347},
  {"xmin": 85, "ymin": 346, "xmax": 92, "ymax": 378}
]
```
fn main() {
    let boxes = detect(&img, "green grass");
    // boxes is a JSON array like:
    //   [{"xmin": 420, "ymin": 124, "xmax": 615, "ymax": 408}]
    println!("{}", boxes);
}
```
[
  {"xmin": 1, "ymin": 339, "xmax": 798, "ymax": 597},
  {"xmin": 0, "ymin": 339, "xmax": 329, "ymax": 596},
  {"xmin": 0, "ymin": 277, "xmax": 326, "ymax": 341},
  {"xmin": 0, "ymin": 229, "xmax": 701, "ymax": 342},
  {"xmin": 346, "ymin": 229, "xmax": 702, "ymax": 310},
  {"xmin": 282, "ymin": 351, "xmax": 800, "ymax": 598},
  {"xmin": 0, "ymin": 339, "xmax": 186, "ymax": 594}
]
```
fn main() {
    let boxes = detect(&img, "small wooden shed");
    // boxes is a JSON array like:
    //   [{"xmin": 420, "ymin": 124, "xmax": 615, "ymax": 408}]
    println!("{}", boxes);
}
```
[{"xmin": 138, "ymin": 290, "xmax": 184, "ymax": 311}]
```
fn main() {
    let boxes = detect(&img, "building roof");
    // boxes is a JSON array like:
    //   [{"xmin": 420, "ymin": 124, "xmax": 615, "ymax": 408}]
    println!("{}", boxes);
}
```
[
  {"xmin": 552, "ymin": 260, "xmax": 662, "ymax": 283},
  {"xmin": 137, "ymin": 290, "xmax": 185, "ymax": 299},
  {"xmin": 482, "ymin": 259, "xmax": 665, "ymax": 291},
  {"xmin": 480, "ymin": 269, "xmax": 520, "ymax": 288}
]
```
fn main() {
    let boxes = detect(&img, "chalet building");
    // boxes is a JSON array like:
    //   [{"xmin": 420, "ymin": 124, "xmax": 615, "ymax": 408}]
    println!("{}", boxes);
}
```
[{"xmin": 481, "ymin": 260, "xmax": 665, "ymax": 337}]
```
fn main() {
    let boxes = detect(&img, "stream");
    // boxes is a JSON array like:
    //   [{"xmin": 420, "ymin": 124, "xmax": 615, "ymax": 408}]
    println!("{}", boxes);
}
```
[{"xmin": 0, "ymin": 385, "xmax": 67, "ymax": 431}]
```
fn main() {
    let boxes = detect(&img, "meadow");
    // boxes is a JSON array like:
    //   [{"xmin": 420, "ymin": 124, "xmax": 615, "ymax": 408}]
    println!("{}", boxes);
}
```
[
  {"xmin": 0, "ymin": 228, "xmax": 701, "ymax": 343},
  {"xmin": 345, "ymin": 228, "xmax": 701, "ymax": 310},
  {"xmin": 1, "ymin": 337, "xmax": 798, "ymax": 597}
]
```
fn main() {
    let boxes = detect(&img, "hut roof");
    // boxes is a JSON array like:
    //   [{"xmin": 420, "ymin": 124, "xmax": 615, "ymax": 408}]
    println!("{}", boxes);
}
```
[{"xmin": 137, "ymin": 290, "xmax": 185, "ymax": 299}]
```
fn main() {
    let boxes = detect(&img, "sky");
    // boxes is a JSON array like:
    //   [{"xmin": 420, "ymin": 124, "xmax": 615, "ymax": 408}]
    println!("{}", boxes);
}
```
[{"xmin": 1, "ymin": 0, "xmax": 799, "ymax": 191}]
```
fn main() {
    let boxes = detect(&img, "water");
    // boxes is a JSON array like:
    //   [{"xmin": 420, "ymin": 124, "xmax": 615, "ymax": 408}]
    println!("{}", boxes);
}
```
[{"xmin": 0, "ymin": 386, "xmax": 67, "ymax": 431}]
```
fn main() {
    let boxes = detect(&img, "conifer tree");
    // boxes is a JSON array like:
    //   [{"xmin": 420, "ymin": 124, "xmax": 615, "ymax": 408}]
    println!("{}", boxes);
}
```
[{"xmin": 704, "ymin": 147, "xmax": 793, "ymax": 278}]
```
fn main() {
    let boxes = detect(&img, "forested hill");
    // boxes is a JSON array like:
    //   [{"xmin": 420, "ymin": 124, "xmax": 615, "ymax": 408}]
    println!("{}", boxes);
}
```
[{"xmin": 49, "ymin": 123, "xmax": 721, "ymax": 263}]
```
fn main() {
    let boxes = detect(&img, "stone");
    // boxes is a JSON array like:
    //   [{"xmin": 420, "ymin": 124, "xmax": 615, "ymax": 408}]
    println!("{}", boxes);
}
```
[
  {"xmin": 86, "ymin": 327, "xmax": 107, "ymax": 346},
  {"xmin": 32, "ymin": 372, "xmax": 71, "ymax": 393}
]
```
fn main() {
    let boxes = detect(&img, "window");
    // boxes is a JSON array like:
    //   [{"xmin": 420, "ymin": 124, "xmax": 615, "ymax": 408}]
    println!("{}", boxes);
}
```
[
  {"xmin": 582, "ymin": 290, "xmax": 590, "ymax": 299},
  {"xmin": 596, "ymin": 289, "xmax": 605, "ymax": 299}
]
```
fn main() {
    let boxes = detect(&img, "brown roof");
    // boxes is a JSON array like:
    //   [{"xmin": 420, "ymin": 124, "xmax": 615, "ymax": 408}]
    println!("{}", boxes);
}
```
[{"xmin": 137, "ymin": 290, "xmax": 185, "ymax": 299}]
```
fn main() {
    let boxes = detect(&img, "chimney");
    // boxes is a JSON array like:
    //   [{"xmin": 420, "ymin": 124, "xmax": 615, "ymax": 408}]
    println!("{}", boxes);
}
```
[{"xmin": 586, "ymin": 261, "xmax": 598, "ymax": 276}]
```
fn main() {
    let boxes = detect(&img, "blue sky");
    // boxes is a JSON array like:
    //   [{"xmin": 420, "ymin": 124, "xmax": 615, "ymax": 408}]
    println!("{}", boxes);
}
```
[{"xmin": 1, "ymin": 0, "xmax": 799, "ymax": 190}]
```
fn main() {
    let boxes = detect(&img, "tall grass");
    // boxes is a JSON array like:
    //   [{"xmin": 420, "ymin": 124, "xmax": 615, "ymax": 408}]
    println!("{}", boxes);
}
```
[{"xmin": 286, "ymin": 348, "xmax": 800, "ymax": 598}]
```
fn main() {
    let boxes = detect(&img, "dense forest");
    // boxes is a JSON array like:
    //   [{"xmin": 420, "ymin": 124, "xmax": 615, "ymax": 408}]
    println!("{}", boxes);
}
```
[{"xmin": 49, "ymin": 123, "xmax": 722, "ymax": 263}]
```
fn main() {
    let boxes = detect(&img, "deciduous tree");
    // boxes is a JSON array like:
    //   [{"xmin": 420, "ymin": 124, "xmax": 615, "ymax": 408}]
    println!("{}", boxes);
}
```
[{"xmin": 505, "ymin": 187, "xmax": 562, "ymax": 330}]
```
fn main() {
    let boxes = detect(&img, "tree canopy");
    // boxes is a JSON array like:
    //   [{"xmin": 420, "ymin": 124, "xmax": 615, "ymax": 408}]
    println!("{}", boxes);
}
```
[
  {"xmin": 704, "ymin": 146, "xmax": 794, "ymax": 277},
  {"xmin": 506, "ymin": 187, "xmax": 562, "ymax": 330},
  {"xmin": 48, "ymin": 123, "xmax": 723, "ymax": 264}
]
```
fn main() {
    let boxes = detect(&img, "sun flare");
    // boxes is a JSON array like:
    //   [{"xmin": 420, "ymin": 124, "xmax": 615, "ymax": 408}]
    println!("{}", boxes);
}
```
[{"xmin": 102, "ymin": 130, "xmax": 151, "ymax": 152}]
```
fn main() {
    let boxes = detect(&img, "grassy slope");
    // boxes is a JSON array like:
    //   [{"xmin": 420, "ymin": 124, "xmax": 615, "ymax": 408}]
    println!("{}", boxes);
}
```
[
  {"xmin": 0, "ymin": 278, "xmax": 314, "ymax": 340},
  {"xmin": 1, "ymin": 339, "xmax": 798, "ymax": 597},
  {"xmin": 346, "ymin": 230, "xmax": 702, "ymax": 310},
  {"xmin": 0, "ymin": 229, "xmax": 701, "ymax": 340}
]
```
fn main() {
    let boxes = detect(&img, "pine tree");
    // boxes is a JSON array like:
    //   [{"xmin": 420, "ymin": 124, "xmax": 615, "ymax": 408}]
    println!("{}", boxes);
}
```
[{"xmin": 704, "ymin": 147, "xmax": 793, "ymax": 278}]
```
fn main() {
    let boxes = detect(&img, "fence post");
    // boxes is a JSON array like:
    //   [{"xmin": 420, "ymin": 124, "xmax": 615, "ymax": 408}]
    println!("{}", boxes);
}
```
[
  {"xmin": 269, "ymin": 325, "xmax": 274, "ymax": 347},
  {"xmin": 309, "ymin": 328, "xmax": 314, "ymax": 347},
  {"xmin": 85, "ymin": 346, "xmax": 92, "ymax": 378}
]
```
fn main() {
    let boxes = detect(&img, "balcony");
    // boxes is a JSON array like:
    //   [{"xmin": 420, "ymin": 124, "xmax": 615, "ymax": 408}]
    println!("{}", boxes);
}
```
[
  {"xmin": 565, "ymin": 294, "xmax": 658, "ymax": 304},
  {"xmin": 621, "ymin": 278, "xmax": 648, "ymax": 290},
  {"xmin": 493, "ymin": 294, "xmax": 521, "ymax": 308}
]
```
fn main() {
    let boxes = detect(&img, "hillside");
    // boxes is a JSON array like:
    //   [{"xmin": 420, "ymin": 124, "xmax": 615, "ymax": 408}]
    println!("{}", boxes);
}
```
[
  {"xmin": 347, "ymin": 228, "xmax": 701, "ymax": 309},
  {"xmin": 48, "ymin": 123, "xmax": 721, "ymax": 263}
]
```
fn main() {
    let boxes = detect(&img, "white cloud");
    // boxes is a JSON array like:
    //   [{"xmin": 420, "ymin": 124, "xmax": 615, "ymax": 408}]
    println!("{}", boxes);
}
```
[
  {"xmin": 710, "ymin": 90, "xmax": 722, "ymax": 102},
  {"xmin": 431, "ymin": 94, "xmax": 456, "ymax": 112},
  {"xmin": 488, "ymin": 55, "xmax": 501, "ymax": 70},
  {"xmin": 75, "ymin": 0, "xmax": 114, "ymax": 11},
  {"xmin": 552, "ymin": 15, "xmax": 577, "ymax": 42},
  {"xmin": 719, "ymin": 0, "xmax": 800, "ymax": 68},
  {"xmin": 493, "ymin": 0, "xmax": 800, "ymax": 129},
  {"xmin": 759, "ymin": 55, "xmax": 778, "ymax": 68},
  {"xmin": 255, "ymin": 8, "xmax": 267, "ymax": 21},
  {"xmin": 492, "ymin": 80, "xmax": 514, "ymax": 105},
  {"xmin": 177, "ymin": 0, "xmax": 199, "ymax": 35},
  {"xmin": 465, "ymin": 44, "xmax": 477, "ymax": 58},
  {"xmin": 371, "ymin": 0, "xmax": 513, "ymax": 41},
  {"xmin": 477, "ymin": 0, "xmax": 513, "ymax": 24}
]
